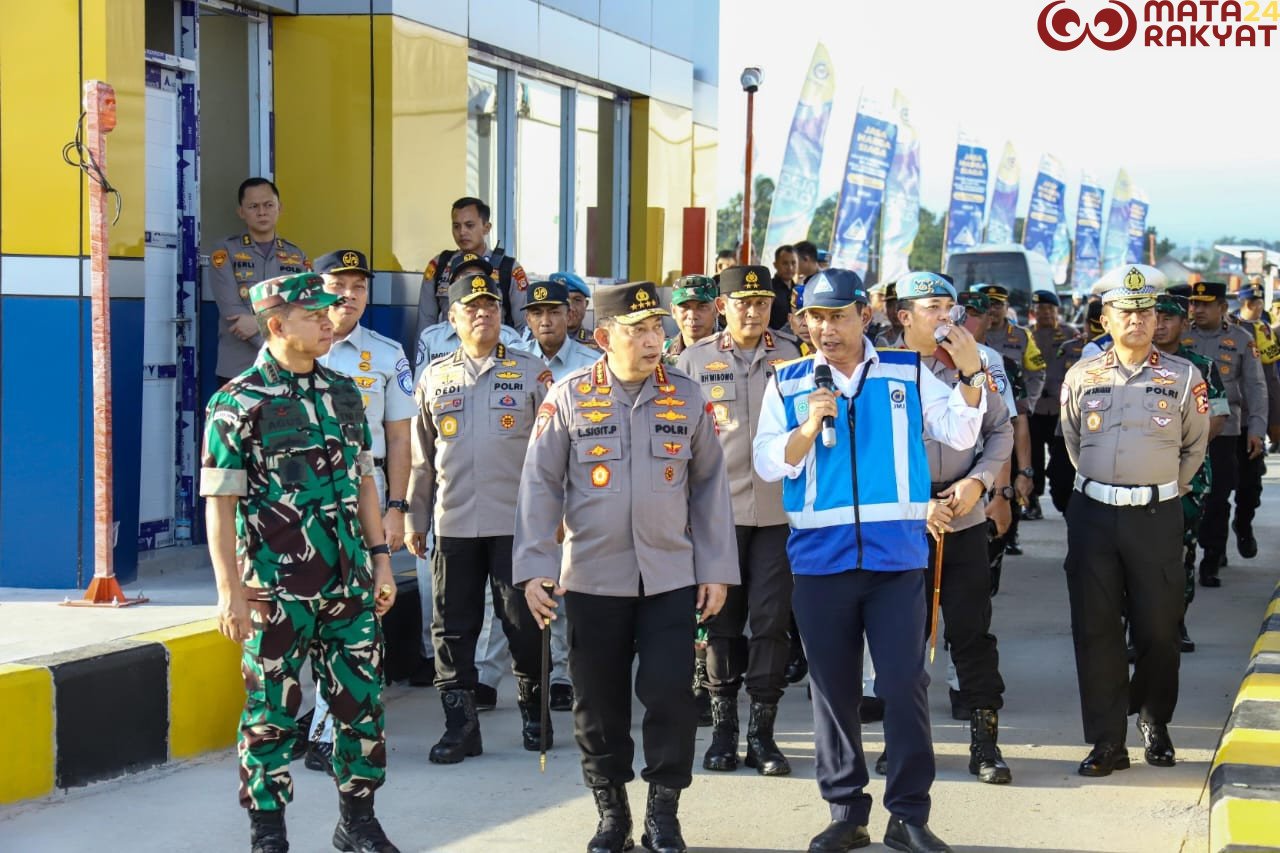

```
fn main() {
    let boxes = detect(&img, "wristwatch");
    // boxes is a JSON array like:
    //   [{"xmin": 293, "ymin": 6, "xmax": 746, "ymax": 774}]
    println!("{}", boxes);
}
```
[
  {"xmin": 386, "ymin": 499, "xmax": 409, "ymax": 512},
  {"xmin": 1017, "ymin": 467, "xmax": 1034, "ymax": 479},
  {"xmin": 997, "ymin": 486, "xmax": 1016, "ymax": 500},
  {"xmin": 369, "ymin": 544, "xmax": 391, "ymax": 557},
  {"xmin": 957, "ymin": 368, "xmax": 988, "ymax": 388}
]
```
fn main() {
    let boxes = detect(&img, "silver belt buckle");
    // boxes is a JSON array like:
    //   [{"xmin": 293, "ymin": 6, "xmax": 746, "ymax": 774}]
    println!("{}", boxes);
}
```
[{"xmin": 1113, "ymin": 487, "xmax": 1131, "ymax": 507}]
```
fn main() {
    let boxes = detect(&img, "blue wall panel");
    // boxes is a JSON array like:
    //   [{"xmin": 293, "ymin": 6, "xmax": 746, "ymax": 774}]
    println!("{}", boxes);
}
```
[{"xmin": 366, "ymin": 306, "xmax": 416, "ymax": 358}]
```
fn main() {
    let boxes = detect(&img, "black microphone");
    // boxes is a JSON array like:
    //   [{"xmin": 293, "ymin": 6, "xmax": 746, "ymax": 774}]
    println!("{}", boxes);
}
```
[{"xmin": 813, "ymin": 364, "xmax": 837, "ymax": 448}]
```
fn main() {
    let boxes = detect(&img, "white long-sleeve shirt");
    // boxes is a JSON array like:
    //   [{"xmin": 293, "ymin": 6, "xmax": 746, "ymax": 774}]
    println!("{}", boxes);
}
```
[{"xmin": 753, "ymin": 337, "xmax": 986, "ymax": 482}]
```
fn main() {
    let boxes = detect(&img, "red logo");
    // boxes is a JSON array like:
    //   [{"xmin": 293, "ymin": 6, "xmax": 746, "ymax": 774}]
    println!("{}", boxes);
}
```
[{"xmin": 1038, "ymin": 0, "xmax": 1138, "ymax": 50}]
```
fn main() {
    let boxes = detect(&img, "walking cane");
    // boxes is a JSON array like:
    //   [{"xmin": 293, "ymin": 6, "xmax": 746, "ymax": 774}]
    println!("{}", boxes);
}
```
[
  {"xmin": 929, "ymin": 533, "xmax": 945, "ymax": 664},
  {"xmin": 540, "ymin": 580, "xmax": 555, "ymax": 772}
]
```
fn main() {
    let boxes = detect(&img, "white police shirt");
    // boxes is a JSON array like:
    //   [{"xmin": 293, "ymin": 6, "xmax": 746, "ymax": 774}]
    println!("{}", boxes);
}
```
[{"xmin": 318, "ymin": 323, "xmax": 417, "ymax": 458}]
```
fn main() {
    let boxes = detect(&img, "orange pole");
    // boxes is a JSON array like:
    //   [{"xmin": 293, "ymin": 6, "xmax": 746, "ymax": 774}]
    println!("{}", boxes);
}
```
[
  {"xmin": 741, "ymin": 89, "xmax": 755, "ymax": 265},
  {"xmin": 929, "ymin": 533, "xmax": 944, "ymax": 663}
]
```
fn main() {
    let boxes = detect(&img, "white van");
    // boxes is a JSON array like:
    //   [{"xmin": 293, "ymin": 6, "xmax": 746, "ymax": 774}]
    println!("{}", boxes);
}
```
[{"xmin": 945, "ymin": 244, "xmax": 1056, "ymax": 319}]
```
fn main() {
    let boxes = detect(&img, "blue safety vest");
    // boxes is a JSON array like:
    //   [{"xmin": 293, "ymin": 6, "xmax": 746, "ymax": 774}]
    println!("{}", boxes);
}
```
[{"xmin": 775, "ymin": 351, "xmax": 930, "ymax": 575}]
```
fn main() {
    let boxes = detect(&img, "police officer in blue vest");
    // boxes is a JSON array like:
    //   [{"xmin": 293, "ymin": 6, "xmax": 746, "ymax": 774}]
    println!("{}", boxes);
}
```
[{"xmin": 754, "ymin": 269, "xmax": 987, "ymax": 853}]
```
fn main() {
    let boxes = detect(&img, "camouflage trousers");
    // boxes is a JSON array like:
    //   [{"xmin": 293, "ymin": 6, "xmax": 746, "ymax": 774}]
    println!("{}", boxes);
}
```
[
  {"xmin": 1182, "ymin": 461, "xmax": 1212, "ymax": 607},
  {"xmin": 239, "ymin": 590, "xmax": 385, "ymax": 811}
]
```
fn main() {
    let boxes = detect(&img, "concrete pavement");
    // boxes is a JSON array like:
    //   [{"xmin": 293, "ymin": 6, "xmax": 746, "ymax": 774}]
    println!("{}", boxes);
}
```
[{"xmin": 2, "ymin": 480, "xmax": 1278, "ymax": 852}]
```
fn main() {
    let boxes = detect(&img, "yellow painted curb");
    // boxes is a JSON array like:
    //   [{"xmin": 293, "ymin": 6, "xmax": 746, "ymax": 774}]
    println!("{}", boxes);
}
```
[
  {"xmin": 1210, "ymin": 797, "xmax": 1280, "ymax": 849},
  {"xmin": 0, "ymin": 663, "xmax": 55, "ymax": 804},
  {"xmin": 1236, "ymin": 672, "xmax": 1280, "ymax": 706},
  {"xmin": 1213, "ymin": 737, "xmax": 1280, "ymax": 772},
  {"xmin": 131, "ymin": 620, "xmax": 243, "ymax": 759},
  {"xmin": 1252, "ymin": 630, "xmax": 1280, "ymax": 658}
]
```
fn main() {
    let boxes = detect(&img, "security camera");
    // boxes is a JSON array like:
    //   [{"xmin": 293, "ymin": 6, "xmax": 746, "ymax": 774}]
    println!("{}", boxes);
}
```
[{"xmin": 740, "ymin": 67, "xmax": 763, "ymax": 93}]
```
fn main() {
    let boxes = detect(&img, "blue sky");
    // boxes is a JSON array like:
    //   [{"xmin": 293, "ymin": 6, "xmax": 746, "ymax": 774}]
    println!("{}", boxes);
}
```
[{"xmin": 717, "ymin": 0, "xmax": 1280, "ymax": 246}]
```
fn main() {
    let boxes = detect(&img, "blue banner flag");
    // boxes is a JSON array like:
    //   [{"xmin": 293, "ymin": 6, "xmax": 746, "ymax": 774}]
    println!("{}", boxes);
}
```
[
  {"xmin": 879, "ymin": 90, "xmax": 919, "ymax": 284},
  {"xmin": 985, "ymin": 142, "xmax": 1019, "ymax": 245},
  {"xmin": 1022, "ymin": 155, "xmax": 1066, "ymax": 266},
  {"xmin": 1102, "ymin": 169, "xmax": 1133, "ymax": 270},
  {"xmin": 829, "ymin": 94, "xmax": 897, "ymax": 276},
  {"xmin": 1071, "ymin": 174, "xmax": 1105, "ymax": 295},
  {"xmin": 942, "ymin": 136, "xmax": 989, "ymax": 266},
  {"xmin": 760, "ymin": 44, "xmax": 836, "ymax": 263},
  {"xmin": 1126, "ymin": 190, "xmax": 1149, "ymax": 264}
]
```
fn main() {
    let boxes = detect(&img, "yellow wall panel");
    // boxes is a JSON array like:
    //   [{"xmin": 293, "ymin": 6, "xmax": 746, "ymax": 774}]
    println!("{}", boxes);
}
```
[
  {"xmin": 273, "ymin": 16, "xmax": 373, "ymax": 260},
  {"xmin": 692, "ymin": 123, "xmax": 718, "ymax": 273},
  {"xmin": 132, "ymin": 620, "xmax": 242, "ymax": 759},
  {"xmin": 80, "ymin": 0, "xmax": 146, "ymax": 258},
  {"xmin": 645, "ymin": 100, "xmax": 692, "ymax": 286},
  {"xmin": 372, "ymin": 17, "xmax": 467, "ymax": 273},
  {"xmin": 0, "ymin": 2, "xmax": 83, "ymax": 256},
  {"xmin": 0, "ymin": 664, "xmax": 55, "ymax": 804}
]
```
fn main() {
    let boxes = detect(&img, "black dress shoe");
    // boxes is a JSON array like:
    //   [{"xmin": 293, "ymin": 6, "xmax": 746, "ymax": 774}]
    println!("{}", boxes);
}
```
[
  {"xmin": 858, "ymin": 696, "xmax": 885, "ymax": 723},
  {"xmin": 1233, "ymin": 521, "xmax": 1258, "ymax": 559},
  {"xmin": 1003, "ymin": 541, "xmax": 1023, "ymax": 556},
  {"xmin": 1077, "ymin": 743, "xmax": 1130, "ymax": 777},
  {"xmin": 883, "ymin": 817, "xmax": 952, "ymax": 853},
  {"xmin": 550, "ymin": 682, "xmax": 574, "ymax": 712},
  {"xmin": 1179, "ymin": 622, "xmax": 1196, "ymax": 653},
  {"xmin": 1137, "ymin": 718, "xmax": 1176, "ymax": 767},
  {"xmin": 874, "ymin": 751, "xmax": 887, "ymax": 776},
  {"xmin": 808, "ymin": 819, "xmax": 870, "ymax": 852},
  {"xmin": 1199, "ymin": 573, "xmax": 1222, "ymax": 588},
  {"xmin": 474, "ymin": 682, "xmax": 498, "ymax": 711}
]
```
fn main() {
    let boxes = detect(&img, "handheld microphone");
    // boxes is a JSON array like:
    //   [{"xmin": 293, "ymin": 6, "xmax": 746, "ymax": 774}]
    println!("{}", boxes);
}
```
[{"xmin": 813, "ymin": 364, "xmax": 837, "ymax": 448}]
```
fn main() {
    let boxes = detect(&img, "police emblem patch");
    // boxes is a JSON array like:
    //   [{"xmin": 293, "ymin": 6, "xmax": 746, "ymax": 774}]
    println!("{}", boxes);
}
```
[
  {"xmin": 439, "ymin": 415, "xmax": 459, "ymax": 437},
  {"xmin": 710, "ymin": 386, "xmax": 726, "ymax": 400},
  {"xmin": 499, "ymin": 394, "xmax": 517, "ymax": 407},
  {"xmin": 533, "ymin": 286, "xmax": 549, "ymax": 302},
  {"xmin": 342, "ymin": 251, "xmax": 360, "ymax": 268},
  {"xmin": 500, "ymin": 414, "xmax": 516, "ymax": 430},
  {"xmin": 1086, "ymin": 412, "xmax": 1102, "ymax": 432},
  {"xmin": 591, "ymin": 463, "xmax": 611, "ymax": 488},
  {"xmin": 535, "ymin": 402, "xmax": 556, "ymax": 439}
]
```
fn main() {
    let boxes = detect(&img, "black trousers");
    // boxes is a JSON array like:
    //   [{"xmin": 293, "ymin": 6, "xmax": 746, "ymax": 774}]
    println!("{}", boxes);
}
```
[
  {"xmin": 927, "ymin": 523, "xmax": 1004, "ymax": 711},
  {"xmin": 431, "ymin": 535, "xmax": 541, "ymax": 691},
  {"xmin": 1200, "ymin": 435, "xmax": 1241, "ymax": 565},
  {"xmin": 707, "ymin": 525, "xmax": 793, "ymax": 703},
  {"xmin": 1029, "ymin": 413, "xmax": 1054, "ymax": 498},
  {"xmin": 1031, "ymin": 413, "xmax": 1076, "ymax": 512},
  {"xmin": 794, "ymin": 569, "xmax": 933, "ymax": 827},
  {"xmin": 1064, "ymin": 496, "xmax": 1183, "ymax": 745},
  {"xmin": 1234, "ymin": 433, "xmax": 1265, "ymax": 533},
  {"xmin": 564, "ymin": 586, "xmax": 698, "ymax": 790}
]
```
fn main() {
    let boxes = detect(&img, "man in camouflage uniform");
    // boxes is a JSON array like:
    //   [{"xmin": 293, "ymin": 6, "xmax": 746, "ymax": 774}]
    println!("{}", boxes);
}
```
[
  {"xmin": 201, "ymin": 272, "xmax": 400, "ymax": 853},
  {"xmin": 664, "ymin": 276, "xmax": 721, "ymax": 365},
  {"xmin": 1153, "ymin": 292, "xmax": 1228, "ymax": 653}
]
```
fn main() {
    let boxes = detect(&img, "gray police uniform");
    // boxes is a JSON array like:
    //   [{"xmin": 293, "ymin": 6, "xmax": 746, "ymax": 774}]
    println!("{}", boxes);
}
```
[
  {"xmin": 922, "ymin": 356, "xmax": 1013, "ymax": 714},
  {"xmin": 513, "ymin": 358, "xmax": 739, "ymax": 790},
  {"xmin": 677, "ymin": 329, "xmax": 801, "ymax": 707},
  {"xmin": 1060, "ymin": 346, "xmax": 1209, "ymax": 749},
  {"xmin": 406, "ymin": 343, "xmax": 551, "ymax": 695},
  {"xmin": 1031, "ymin": 322, "xmax": 1079, "ymax": 509},
  {"xmin": 991, "ymin": 320, "xmax": 1047, "ymax": 414},
  {"xmin": 415, "ymin": 320, "xmax": 526, "ymax": 375},
  {"xmin": 208, "ymin": 234, "xmax": 309, "ymax": 379},
  {"xmin": 1184, "ymin": 322, "xmax": 1267, "ymax": 574},
  {"xmin": 416, "ymin": 249, "xmax": 530, "ymax": 338}
]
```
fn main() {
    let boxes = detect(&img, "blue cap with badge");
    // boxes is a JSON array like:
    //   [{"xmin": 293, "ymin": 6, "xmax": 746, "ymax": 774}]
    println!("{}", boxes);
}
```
[
  {"xmin": 797, "ymin": 269, "xmax": 868, "ymax": 312},
  {"xmin": 894, "ymin": 272, "xmax": 956, "ymax": 302},
  {"xmin": 1236, "ymin": 285, "xmax": 1264, "ymax": 302},
  {"xmin": 550, "ymin": 271, "xmax": 590, "ymax": 297},
  {"xmin": 1032, "ymin": 289, "xmax": 1060, "ymax": 307}
]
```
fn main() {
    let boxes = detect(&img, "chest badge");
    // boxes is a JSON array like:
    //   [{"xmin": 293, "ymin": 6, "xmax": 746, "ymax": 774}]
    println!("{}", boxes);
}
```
[
  {"xmin": 704, "ymin": 361, "xmax": 729, "ymax": 371},
  {"xmin": 1086, "ymin": 412, "xmax": 1103, "ymax": 432},
  {"xmin": 581, "ymin": 411, "xmax": 612, "ymax": 424},
  {"xmin": 663, "ymin": 441, "xmax": 683, "ymax": 455},
  {"xmin": 710, "ymin": 386, "xmax": 726, "ymax": 400},
  {"xmin": 586, "ymin": 444, "xmax": 609, "ymax": 457},
  {"xmin": 655, "ymin": 410, "xmax": 687, "ymax": 422},
  {"xmin": 499, "ymin": 414, "xmax": 516, "ymax": 430},
  {"xmin": 590, "ymin": 463, "xmax": 611, "ymax": 488},
  {"xmin": 438, "ymin": 415, "xmax": 459, "ymax": 437}
]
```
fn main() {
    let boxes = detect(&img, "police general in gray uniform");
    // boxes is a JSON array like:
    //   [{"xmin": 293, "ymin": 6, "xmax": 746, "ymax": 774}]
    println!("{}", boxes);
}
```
[
  {"xmin": 405, "ymin": 272, "xmax": 552, "ymax": 765},
  {"xmin": 515, "ymin": 281, "xmax": 738, "ymax": 853},
  {"xmin": 1060, "ymin": 266, "xmax": 1209, "ymax": 778},
  {"xmin": 676, "ymin": 265, "xmax": 801, "ymax": 780},
  {"xmin": 1184, "ymin": 279, "xmax": 1268, "ymax": 587}
]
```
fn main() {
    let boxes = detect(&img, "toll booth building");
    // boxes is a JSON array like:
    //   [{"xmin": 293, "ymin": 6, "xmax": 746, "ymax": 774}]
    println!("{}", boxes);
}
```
[{"xmin": 0, "ymin": 0, "xmax": 720, "ymax": 587}]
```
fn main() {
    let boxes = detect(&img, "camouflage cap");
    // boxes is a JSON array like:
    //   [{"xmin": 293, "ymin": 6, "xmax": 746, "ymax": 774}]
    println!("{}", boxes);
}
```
[
  {"xmin": 720, "ymin": 265, "xmax": 775, "ymax": 299},
  {"xmin": 957, "ymin": 291, "xmax": 990, "ymax": 314},
  {"xmin": 672, "ymin": 275, "xmax": 719, "ymax": 305},
  {"xmin": 1155, "ymin": 293, "xmax": 1188, "ymax": 317},
  {"xmin": 250, "ymin": 272, "xmax": 342, "ymax": 314},
  {"xmin": 449, "ymin": 273, "xmax": 503, "ymax": 306}
]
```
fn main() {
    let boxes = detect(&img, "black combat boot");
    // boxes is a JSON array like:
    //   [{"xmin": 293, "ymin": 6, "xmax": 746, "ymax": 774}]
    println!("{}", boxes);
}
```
[
  {"xmin": 587, "ymin": 785, "xmax": 635, "ymax": 853},
  {"xmin": 1199, "ymin": 552, "xmax": 1222, "ymax": 587},
  {"xmin": 641, "ymin": 784, "xmax": 686, "ymax": 853},
  {"xmin": 968, "ymin": 709, "xmax": 1012, "ymax": 784},
  {"xmin": 744, "ymin": 701, "xmax": 791, "ymax": 776},
  {"xmin": 249, "ymin": 808, "xmax": 288, "ymax": 853},
  {"xmin": 702, "ymin": 696, "xmax": 739, "ymax": 771},
  {"xmin": 429, "ymin": 688, "xmax": 482, "ymax": 764},
  {"xmin": 517, "ymin": 679, "xmax": 553, "ymax": 752},
  {"xmin": 692, "ymin": 657, "xmax": 712, "ymax": 727},
  {"xmin": 332, "ymin": 793, "xmax": 400, "ymax": 853}
]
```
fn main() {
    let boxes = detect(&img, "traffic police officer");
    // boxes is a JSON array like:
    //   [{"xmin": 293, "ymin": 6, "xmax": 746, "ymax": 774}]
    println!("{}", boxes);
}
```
[
  {"xmin": 554, "ymin": 271, "xmax": 602, "ymax": 352},
  {"xmin": 754, "ymin": 268, "xmax": 985, "ymax": 853},
  {"xmin": 1029, "ymin": 289, "xmax": 1077, "ymax": 518},
  {"xmin": 1060, "ymin": 266, "xmax": 1209, "ymax": 777},
  {"xmin": 472, "ymin": 280, "xmax": 597, "ymax": 712},
  {"xmin": 1228, "ymin": 284, "xmax": 1278, "ymax": 558},
  {"xmin": 515, "ymin": 281, "xmax": 738, "ymax": 853},
  {"xmin": 664, "ymin": 275, "xmax": 720, "ymax": 364},
  {"xmin": 207, "ymin": 178, "xmax": 309, "ymax": 385},
  {"xmin": 897, "ymin": 272, "xmax": 1015, "ymax": 786},
  {"xmin": 405, "ymin": 272, "xmax": 552, "ymax": 763},
  {"xmin": 1185, "ymin": 280, "xmax": 1267, "ymax": 585},
  {"xmin": 201, "ymin": 272, "xmax": 399, "ymax": 853},
  {"xmin": 304, "ymin": 249, "xmax": 418, "ymax": 769},
  {"xmin": 1153, "ymin": 292, "xmax": 1228, "ymax": 653},
  {"xmin": 676, "ymin": 265, "xmax": 802, "ymax": 778}
]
